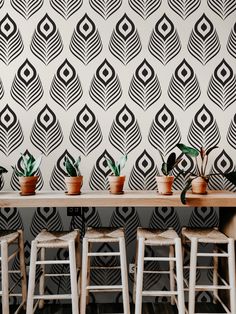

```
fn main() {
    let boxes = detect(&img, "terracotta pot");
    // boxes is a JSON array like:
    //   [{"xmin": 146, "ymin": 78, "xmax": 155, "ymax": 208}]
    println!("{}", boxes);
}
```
[
  {"xmin": 192, "ymin": 177, "xmax": 208, "ymax": 194},
  {"xmin": 19, "ymin": 176, "xmax": 38, "ymax": 196},
  {"xmin": 65, "ymin": 176, "xmax": 83, "ymax": 195},
  {"xmin": 156, "ymin": 176, "xmax": 174, "ymax": 195},
  {"xmin": 108, "ymin": 176, "xmax": 125, "ymax": 194}
]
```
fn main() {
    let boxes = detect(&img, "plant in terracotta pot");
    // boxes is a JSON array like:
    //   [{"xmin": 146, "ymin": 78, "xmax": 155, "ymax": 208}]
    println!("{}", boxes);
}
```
[
  {"xmin": 177, "ymin": 143, "xmax": 236, "ymax": 204},
  {"xmin": 64, "ymin": 156, "xmax": 83, "ymax": 195},
  {"xmin": 106, "ymin": 155, "xmax": 127, "ymax": 194},
  {"xmin": 156, "ymin": 151, "xmax": 182, "ymax": 195},
  {"xmin": 12, "ymin": 153, "xmax": 42, "ymax": 196}
]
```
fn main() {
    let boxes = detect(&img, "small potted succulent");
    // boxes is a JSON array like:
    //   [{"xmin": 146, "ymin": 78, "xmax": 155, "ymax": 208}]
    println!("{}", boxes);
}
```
[
  {"xmin": 64, "ymin": 156, "xmax": 83, "ymax": 195},
  {"xmin": 12, "ymin": 153, "xmax": 42, "ymax": 196},
  {"xmin": 156, "ymin": 151, "xmax": 182, "ymax": 195},
  {"xmin": 177, "ymin": 143, "xmax": 236, "ymax": 204},
  {"xmin": 106, "ymin": 155, "xmax": 127, "ymax": 194}
]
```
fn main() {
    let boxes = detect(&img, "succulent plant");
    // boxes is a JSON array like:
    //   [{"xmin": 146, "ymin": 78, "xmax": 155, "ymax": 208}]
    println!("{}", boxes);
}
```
[
  {"xmin": 64, "ymin": 156, "xmax": 81, "ymax": 177},
  {"xmin": 12, "ymin": 153, "xmax": 42, "ymax": 177},
  {"xmin": 106, "ymin": 155, "xmax": 127, "ymax": 176},
  {"xmin": 177, "ymin": 143, "xmax": 236, "ymax": 204},
  {"xmin": 159, "ymin": 151, "xmax": 182, "ymax": 176}
]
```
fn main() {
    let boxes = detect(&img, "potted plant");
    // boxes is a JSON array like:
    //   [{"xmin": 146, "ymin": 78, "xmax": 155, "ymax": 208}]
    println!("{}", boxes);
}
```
[
  {"xmin": 177, "ymin": 143, "xmax": 236, "ymax": 204},
  {"xmin": 156, "ymin": 152, "xmax": 182, "ymax": 195},
  {"xmin": 106, "ymin": 155, "xmax": 127, "ymax": 194},
  {"xmin": 12, "ymin": 153, "xmax": 42, "ymax": 196},
  {"xmin": 64, "ymin": 156, "xmax": 83, "ymax": 195}
]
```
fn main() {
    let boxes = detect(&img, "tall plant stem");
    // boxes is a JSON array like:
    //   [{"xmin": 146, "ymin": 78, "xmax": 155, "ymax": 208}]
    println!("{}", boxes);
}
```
[
  {"xmin": 203, "ymin": 155, "xmax": 208, "ymax": 176},
  {"xmin": 195, "ymin": 157, "xmax": 201, "ymax": 176}
]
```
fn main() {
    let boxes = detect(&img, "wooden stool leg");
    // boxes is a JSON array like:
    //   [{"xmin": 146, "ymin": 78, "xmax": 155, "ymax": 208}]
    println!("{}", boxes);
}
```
[
  {"xmin": 175, "ymin": 238, "xmax": 185, "ymax": 314},
  {"xmin": 74, "ymin": 230, "xmax": 81, "ymax": 297},
  {"xmin": 188, "ymin": 237, "xmax": 198, "ymax": 314},
  {"xmin": 86, "ymin": 242, "xmax": 92, "ymax": 305},
  {"xmin": 18, "ymin": 230, "xmax": 27, "ymax": 309},
  {"xmin": 132, "ymin": 239, "xmax": 138, "ymax": 304},
  {"xmin": 39, "ymin": 247, "xmax": 45, "ymax": 309},
  {"xmin": 69, "ymin": 240, "xmax": 79, "ymax": 314},
  {"xmin": 80, "ymin": 237, "xmax": 89, "ymax": 314},
  {"xmin": 213, "ymin": 244, "xmax": 218, "ymax": 304},
  {"xmin": 135, "ymin": 237, "xmax": 145, "ymax": 314},
  {"xmin": 169, "ymin": 245, "xmax": 175, "ymax": 305},
  {"xmin": 119, "ymin": 237, "xmax": 130, "ymax": 314},
  {"xmin": 1, "ymin": 240, "xmax": 9, "ymax": 314},
  {"xmin": 228, "ymin": 239, "xmax": 236, "ymax": 314},
  {"xmin": 26, "ymin": 240, "xmax": 38, "ymax": 314}
]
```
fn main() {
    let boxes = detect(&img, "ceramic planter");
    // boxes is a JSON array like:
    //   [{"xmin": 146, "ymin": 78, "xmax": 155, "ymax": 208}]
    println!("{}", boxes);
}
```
[
  {"xmin": 192, "ymin": 177, "xmax": 208, "ymax": 194},
  {"xmin": 156, "ymin": 175, "xmax": 174, "ymax": 195},
  {"xmin": 108, "ymin": 175, "xmax": 125, "ymax": 194},
  {"xmin": 65, "ymin": 176, "xmax": 83, "ymax": 195},
  {"xmin": 19, "ymin": 176, "xmax": 38, "ymax": 196}
]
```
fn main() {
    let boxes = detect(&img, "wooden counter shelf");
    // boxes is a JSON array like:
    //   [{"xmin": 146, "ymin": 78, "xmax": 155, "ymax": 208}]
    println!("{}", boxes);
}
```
[{"xmin": 0, "ymin": 190, "xmax": 235, "ymax": 208}]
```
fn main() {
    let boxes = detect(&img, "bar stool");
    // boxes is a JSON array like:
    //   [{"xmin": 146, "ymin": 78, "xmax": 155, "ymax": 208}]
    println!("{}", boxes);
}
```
[
  {"xmin": 0, "ymin": 229, "xmax": 27, "ymax": 314},
  {"xmin": 26, "ymin": 229, "xmax": 80, "ymax": 314},
  {"xmin": 182, "ymin": 227, "xmax": 236, "ymax": 314},
  {"xmin": 134, "ymin": 228, "xmax": 185, "ymax": 314},
  {"xmin": 80, "ymin": 227, "xmax": 130, "ymax": 314}
]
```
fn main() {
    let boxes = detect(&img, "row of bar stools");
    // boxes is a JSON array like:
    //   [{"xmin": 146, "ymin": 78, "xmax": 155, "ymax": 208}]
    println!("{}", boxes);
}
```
[
  {"xmin": 80, "ymin": 227, "xmax": 130, "ymax": 314},
  {"xmin": 182, "ymin": 227, "xmax": 236, "ymax": 314},
  {"xmin": 0, "ymin": 229, "xmax": 27, "ymax": 314},
  {"xmin": 133, "ymin": 228, "xmax": 185, "ymax": 314},
  {"xmin": 26, "ymin": 229, "xmax": 80, "ymax": 314}
]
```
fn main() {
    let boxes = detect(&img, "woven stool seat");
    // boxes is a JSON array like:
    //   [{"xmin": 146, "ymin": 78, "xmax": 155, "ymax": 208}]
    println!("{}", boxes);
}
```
[
  {"xmin": 36, "ymin": 230, "xmax": 79, "ymax": 248},
  {"xmin": 0, "ymin": 231, "xmax": 19, "ymax": 243},
  {"xmin": 84, "ymin": 227, "xmax": 124, "ymax": 242},
  {"xmin": 137, "ymin": 228, "xmax": 178, "ymax": 245},
  {"xmin": 182, "ymin": 227, "xmax": 228, "ymax": 244}
]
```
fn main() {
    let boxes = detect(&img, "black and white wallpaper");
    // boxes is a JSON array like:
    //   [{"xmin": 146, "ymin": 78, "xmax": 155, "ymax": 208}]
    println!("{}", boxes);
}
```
[{"xmin": 0, "ymin": 0, "xmax": 236, "ymax": 303}]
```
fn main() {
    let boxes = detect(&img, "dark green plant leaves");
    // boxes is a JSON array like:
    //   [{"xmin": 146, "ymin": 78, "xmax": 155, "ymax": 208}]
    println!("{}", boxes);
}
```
[
  {"xmin": 180, "ymin": 178, "xmax": 194, "ymax": 205},
  {"xmin": 161, "ymin": 163, "xmax": 168, "ymax": 176},
  {"xmin": 65, "ymin": 158, "xmax": 77, "ymax": 177},
  {"xmin": 106, "ymin": 155, "xmax": 127, "ymax": 176},
  {"xmin": 167, "ymin": 152, "xmax": 176, "ymax": 173},
  {"xmin": 177, "ymin": 143, "xmax": 199, "ymax": 157}
]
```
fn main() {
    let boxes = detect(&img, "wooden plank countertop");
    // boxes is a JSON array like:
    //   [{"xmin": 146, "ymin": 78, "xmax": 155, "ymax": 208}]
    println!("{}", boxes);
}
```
[{"xmin": 0, "ymin": 190, "xmax": 235, "ymax": 208}]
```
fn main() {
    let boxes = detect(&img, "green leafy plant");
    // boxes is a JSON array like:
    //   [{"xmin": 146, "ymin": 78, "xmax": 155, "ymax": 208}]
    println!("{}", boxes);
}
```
[
  {"xmin": 159, "ymin": 151, "xmax": 182, "ymax": 176},
  {"xmin": 177, "ymin": 143, "xmax": 236, "ymax": 204},
  {"xmin": 106, "ymin": 155, "xmax": 127, "ymax": 176},
  {"xmin": 12, "ymin": 153, "xmax": 42, "ymax": 177},
  {"xmin": 64, "ymin": 157, "xmax": 81, "ymax": 177}
]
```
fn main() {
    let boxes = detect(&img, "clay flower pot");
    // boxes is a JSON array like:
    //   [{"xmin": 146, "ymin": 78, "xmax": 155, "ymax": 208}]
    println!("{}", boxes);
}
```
[
  {"xmin": 108, "ymin": 175, "xmax": 125, "ymax": 194},
  {"xmin": 65, "ymin": 176, "xmax": 83, "ymax": 195},
  {"xmin": 156, "ymin": 175, "xmax": 174, "ymax": 195},
  {"xmin": 19, "ymin": 176, "xmax": 38, "ymax": 196},
  {"xmin": 192, "ymin": 177, "xmax": 208, "ymax": 194}
]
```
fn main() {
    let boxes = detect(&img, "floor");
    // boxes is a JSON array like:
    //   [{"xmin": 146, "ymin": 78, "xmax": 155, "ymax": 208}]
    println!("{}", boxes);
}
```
[{"xmin": 4, "ymin": 302, "xmax": 224, "ymax": 313}]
